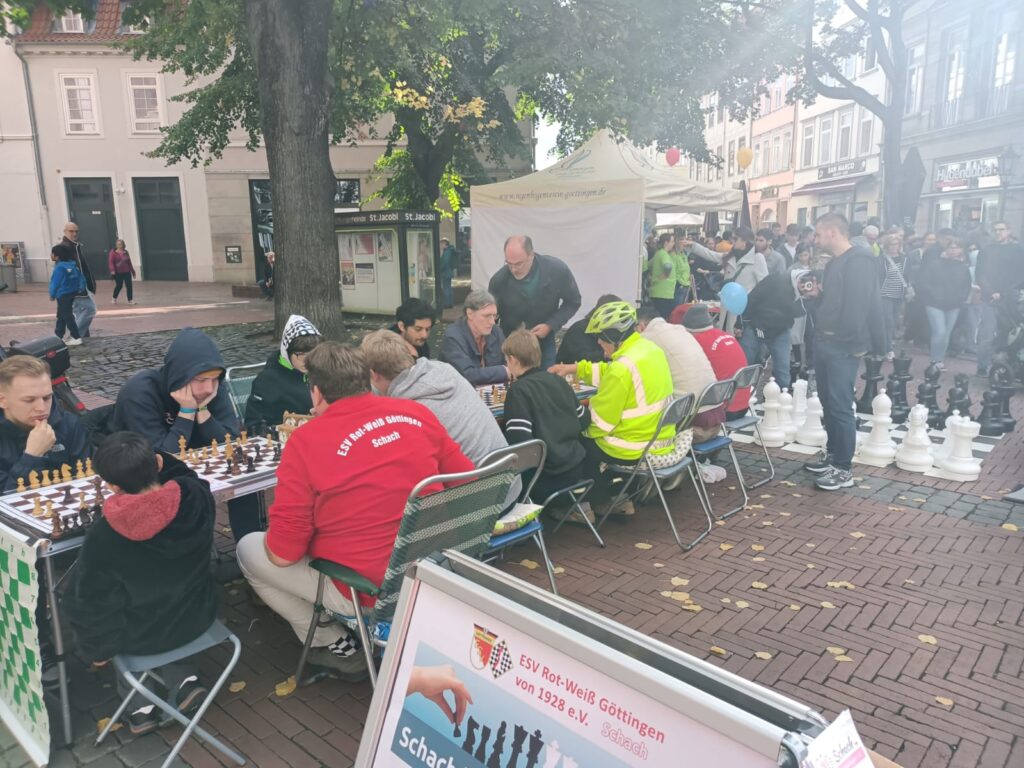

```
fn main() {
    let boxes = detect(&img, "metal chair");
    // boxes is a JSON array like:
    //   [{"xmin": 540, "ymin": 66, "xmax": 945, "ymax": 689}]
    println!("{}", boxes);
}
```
[
  {"xmin": 546, "ymin": 478, "xmax": 603, "ymax": 548},
  {"xmin": 295, "ymin": 455, "xmax": 518, "ymax": 688},
  {"xmin": 97, "ymin": 620, "xmax": 245, "ymax": 768},
  {"xmin": 480, "ymin": 440, "xmax": 559, "ymax": 595},
  {"xmin": 722, "ymin": 363, "xmax": 776, "ymax": 489},
  {"xmin": 688, "ymin": 379, "xmax": 749, "ymax": 520},
  {"xmin": 600, "ymin": 394, "xmax": 717, "ymax": 551},
  {"xmin": 224, "ymin": 363, "xmax": 266, "ymax": 421}
]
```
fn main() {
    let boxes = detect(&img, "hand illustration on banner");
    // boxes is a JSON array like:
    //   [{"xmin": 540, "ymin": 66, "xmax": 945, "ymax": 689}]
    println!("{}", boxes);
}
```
[{"xmin": 407, "ymin": 665, "xmax": 474, "ymax": 731}]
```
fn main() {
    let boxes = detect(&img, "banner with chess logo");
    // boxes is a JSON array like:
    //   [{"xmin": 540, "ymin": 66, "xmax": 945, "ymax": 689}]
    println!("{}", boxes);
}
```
[
  {"xmin": 0, "ymin": 522, "xmax": 49, "ymax": 766},
  {"xmin": 365, "ymin": 579, "xmax": 776, "ymax": 767}
]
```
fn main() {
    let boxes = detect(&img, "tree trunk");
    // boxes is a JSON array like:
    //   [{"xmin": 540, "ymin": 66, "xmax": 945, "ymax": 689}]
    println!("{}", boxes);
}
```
[
  {"xmin": 881, "ymin": 107, "xmax": 904, "ymax": 228},
  {"xmin": 244, "ymin": 0, "xmax": 343, "ymax": 339}
]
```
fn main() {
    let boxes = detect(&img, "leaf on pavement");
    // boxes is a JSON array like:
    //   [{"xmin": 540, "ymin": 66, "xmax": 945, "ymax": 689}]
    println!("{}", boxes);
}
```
[
  {"xmin": 788, "ymin": 604, "xmax": 801, "ymax": 610},
  {"xmin": 751, "ymin": 544, "xmax": 765, "ymax": 552},
  {"xmin": 820, "ymin": 601, "xmax": 836, "ymax": 609},
  {"xmin": 754, "ymin": 651, "xmax": 773, "ymax": 660},
  {"xmin": 520, "ymin": 559, "xmax": 539, "ymax": 570},
  {"xmin": 653, "ymin": 562, "xmax": 665, "ymax": 568},
  {"xmin": 709, "ymin": 646, "xmax": 728, "ymax": 656},
  {"xmin": 681, "ymin": 603, "xmax": 703, "ymax": 612},
  {"xmin": 807, "ymin": 563, "xmax": 816, "ymax": 569},
  {"xmin": 719, "ymin": 543, "xmax": 735, "ymax": 551},
  {"xmin": 752, "ymin": 556, "xmax": 766, "ymax": 562},
  {"xmin": 834, "ymin": 655, "xmax": 853, "ymax": 662},
  {"xmin": 761, "ymin": 521, "xmax": 774, "ymax": 527},
  {"xmin": 827, "ymin": 580, "xmax": 856, "ymax": 590},
  {"xmin": 275, "ymin": 676, "xmax": 296, "ymax": 697},
  {"xmin": 904, "ymin": 579, "xmax": 916, "ymax": 584},
  {"xmin": 826, "ymin": 646, "xmax": 846, "ymax": 655},
  {"xmin": 671, "ymin": 576, "xmax": 690, "ymax": 586},
  {"xmin": 552, "ymin": 566, "xmax": 565, "ymax": 574},
  {"xmin": 935, "ymin": 696, "xmax": 954, "ymax": 708},
  {"xmin": 714, "ymin": 520, "xmax": 726, "ymax": 526},
  {"xmin": 760, "ymin": 494, "xmax": 773, "ymax": 499},
  {"xmin": 849, "ymin": 531, "xmax": 866, "ymax": 539},
  {"xmin": 229, "ymin": 681, "xmax": 246, "ymax": 693},
  {"xmin": 824, "ymin": 514, "xmax": 835, "ymax": 519},
  {"xmin": 1002, "ymin": 523, "xmax": 1019, "ymax": 532},
  {"xmin": 918, "ymin": 634, "xmax": 938, "ymax": 646},
  {"xmin": 888, "ymin": 506, "xmax": 904, "ymax": 512},
  {"xmin": 96, "ymin": 718, "xmax": 122, "ymax": 734},
  {"xmin": 748, "ymin": 504, "xmax": 765, "ymax": 509},
  {"xmin": 663, "ymin": 591, "xmax": 691, "ymax": 602},
  {"xmin": 721, "ymin": 597, "xmax": 732, "ymax": 603},
  {"xmin": 634, "ymin": 542, "xmax": 653, "ymax": 550},
  {"xmin": 735, "ymin": 600, "xmax": 750, "ymax": 609},
  {"xmin": 779, "ymin": 511, "xmax": 792, "ymax": 515},
  {"xmin": 751, "ymin": 581, "xmax": 769, "ymax": 590},
  {"xmin": 806, "ymin": 542, "xmax": 816, "ymax": 547}
]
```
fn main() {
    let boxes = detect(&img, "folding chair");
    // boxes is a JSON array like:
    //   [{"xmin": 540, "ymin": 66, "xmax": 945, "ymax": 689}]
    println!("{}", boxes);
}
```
[
  {"xmin": 546, "ymin": 478, "xmax": 603, "ymax": 548},
  {"xmin": 224, "ymin": 363, "xmax": 266, "ymax": 422},
  {"xmin": 96, "ymin": 620, "xmax": 245, "ymax": 768},
  {"xmin": 481, "ymin": 440, "xmax": 559, "ymax": 595},
  {"xmin": 599, "ymin": 395, "xmax": 717, "ymax": 551},
  {"xmin": 688, "ymin": 379, "xmax": 749, "ymax": 520},
  {"xmin": 295, "ymin": 455, "xmax": 518, "ymax": 688},
  {"xmin": 722, "ymin": 363, "xmax": 776, "ymax": 489}
]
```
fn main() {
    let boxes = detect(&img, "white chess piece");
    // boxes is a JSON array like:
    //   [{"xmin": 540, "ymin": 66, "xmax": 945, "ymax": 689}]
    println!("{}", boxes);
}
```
[
  {"xmin": 792, "ymin": 379, "xmax": 808, "ymax": 427},
  {"xmin": 858, "ymin": 388, "xmax": 897, "ymax": 467},
  {"xmin": 779, "ymin": 388, "xmax": 797, "ymax": 443},
  {"xmin": 896, "ymin": 404, "xmax": 935, "ymax": 472},
  {"xmin": 755, "ymin": 377, "xmax": 786, "ymax": 447},
  {"xmin": 795, "ymin": 394, "xmax": 827, "ymax": 447},
  {"xmin": 936, "ymin": 413, "xmax": 982, "ymax": 481},
  {"xmin": 542, "ymin": 740, "xmax": 563, "ymax": 768},
  {"xmin": 930, "ymin": 411, "xmax": 958, "ymax": 462}
]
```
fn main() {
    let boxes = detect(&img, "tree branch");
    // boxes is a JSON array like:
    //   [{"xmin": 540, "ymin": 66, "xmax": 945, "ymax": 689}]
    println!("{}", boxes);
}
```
[{"xmin": 811, "ymin": 52, "xmax": 886, "ymax": 114}]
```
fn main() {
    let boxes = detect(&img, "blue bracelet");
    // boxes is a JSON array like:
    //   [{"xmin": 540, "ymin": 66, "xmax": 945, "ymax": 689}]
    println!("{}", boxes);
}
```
[{"xmin": 179, "ymin": 407, "xmax": 198, "ymax": 415}]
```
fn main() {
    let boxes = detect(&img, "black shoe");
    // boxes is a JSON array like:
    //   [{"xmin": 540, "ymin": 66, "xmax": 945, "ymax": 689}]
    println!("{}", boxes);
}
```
[
  {"xmin": 128, "ymin": 707, "xmax": 159, "ymax": 736},
  {"xmin": 174, "ymin": 678, "xmax": 208, "ymax": 717},
  {"xmin": 307, "ymin": 647, "xmax": 369, "ymax": 682},
  {"xmin": 803, "ymin": 455, "xmax": 834, "ymax": 474}
]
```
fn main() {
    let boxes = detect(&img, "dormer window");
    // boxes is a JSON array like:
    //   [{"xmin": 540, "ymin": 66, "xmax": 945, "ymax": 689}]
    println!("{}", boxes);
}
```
[{"xmin": 54, "ymin": 11, "xmax": 84, "ymax": 33}]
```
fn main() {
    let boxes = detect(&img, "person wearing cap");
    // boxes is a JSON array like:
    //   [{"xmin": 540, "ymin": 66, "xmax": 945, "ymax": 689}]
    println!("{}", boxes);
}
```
[
  {"xmin": 549, "ymin": 301, "xmax": 674, "ymax": 513},
  {"xmin": 245, "ymin": 315, "xmax": 322, "ymax": 430},
  {"xmin": 681, "ymin": 304, "xmax": 751, "ymax": 418}
]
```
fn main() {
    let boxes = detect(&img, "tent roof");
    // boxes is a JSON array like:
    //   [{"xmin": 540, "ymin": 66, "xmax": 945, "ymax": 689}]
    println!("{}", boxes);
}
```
[{"xmin": 471, "ymin": 129, "xmax": 742, "ymax": 212}]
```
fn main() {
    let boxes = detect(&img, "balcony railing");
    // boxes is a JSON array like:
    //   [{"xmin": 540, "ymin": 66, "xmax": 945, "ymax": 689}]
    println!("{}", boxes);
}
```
[
  {"xmin": 988, "ymin": 83, "xmax": 1012, "ymax": 116},
  {"xmin": 939, "ymin": 97, "xmax": 962, "ymax": 127}
]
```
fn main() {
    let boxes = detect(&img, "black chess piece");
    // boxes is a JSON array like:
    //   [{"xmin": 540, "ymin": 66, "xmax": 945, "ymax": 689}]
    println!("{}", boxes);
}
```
[
  {"xmin": 978, "ymin": 389, "xmax": 1005, "ymax": 436},
  {"xmin": 254, "ymin": 442, "xmax": 262, "ymax": 460},
  {"xmin": 62, "ymin": 486, "xmax": 73, "ymax": 505},
  {"xmin": 886, "ymin": 371, "xmax": 910, "ymax": 425},
  {"xmin": 487, "ymin": 722, "xmax": 507, "ymax": 768},
  {"xmin": 462, "ymin": 716, "xmax": 479, "ymax": 755},
  {"xmin": 246, "ymin": 456, "xmax": 256, "ymax": 473},
  {"xmin": 475, "ymin": 725, "xmax": 492, "ymax": 762},
  {"xmin": 944, "ymin": 381, "xmax": 969, "ymax": 423},
  {"xmin": 924, "ymin": 362, "xmax": 942, "ymax": 387},
  {"xmin": 524, "ymin": 729, "xmax": 544, "ymax": 768},
  {"xmin": 856, "ymin": 356, "xmax": 885, "ymax": 414},
  {"xmin": 230, "ymin": 459, "xmax": 242, "ymax": 476},
  {"xmin": 953, "ymin": 373, "xmax": 973, "ymax": 418},
  {"xmin": 789, "ymin": 357, "xmax": 803, "ymax": 387},
  {"xmin": 507, "ymin": 724, "xmax": 528, "ymax": 768},
  {"xmin": 272, "ymin": 442, "xmax": 282, "ymax": 461},
  {"xmin": 453, "ymin": 722, "xmax": 461, "ymax": 740},
  {"xmin": 991, "ymin": 364, "xmax": 1018, "ymax": 432}
]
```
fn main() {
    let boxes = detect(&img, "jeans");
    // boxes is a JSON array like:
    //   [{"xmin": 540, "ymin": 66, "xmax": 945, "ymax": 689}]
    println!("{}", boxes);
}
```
[
  {"xmin": 814, "ymin": 337, "xmax": 860, "ymax": 470},
  {"xmin": 739, "ymin": 328, "xmax": 792, "ymax": 390},
  {"xmin": 54, "ymin": 295, "xmax": 81, "ymax": 340},
  {"xmin": 440, "ymin": 274, "xmax": 453, "ymax": 308},
  {"xmin": 73, "ymin": 293, "xmax": 96, "ymax": 337},
  {"xmin": 925, "ymin": 306, "xmax": 960, "ymax": 364},
  {"xmin": 976, "ymin": 302, "xmax": 998, "ymax": 370},
  {"xmin": 112, "ymin": 273, "xmax": 133, "ymax": 301},
  {"xmin": 580, "ymin": 437, "xmax": 639, "ymax": 502},
  {"xmin": 258, "ymin": 279, "xmax": 273, "ymax": 298},
  {"xmin": 539, "ymin": 333, "xmax": 556, "ymax": 370},
  {"xmin": 881, "ymin": 297, "xmax": 902, "ymax": 354}
]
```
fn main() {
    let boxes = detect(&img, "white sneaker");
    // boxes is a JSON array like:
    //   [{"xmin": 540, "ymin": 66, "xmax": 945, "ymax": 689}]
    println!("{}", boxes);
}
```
[
  {"xmin": 698, "ymin": 461, "xmax": 721, "ymax": 483},
  {"xmin": 65, "ymin": 337, "xmax": 83, "ymax": 346},
  {"xmin": 112, "ymin": 297, "xmax": 118, "ymax": 304},
  {"xmin": 709, "ymin": 464, "xmax": 728, "ymax": 482}
]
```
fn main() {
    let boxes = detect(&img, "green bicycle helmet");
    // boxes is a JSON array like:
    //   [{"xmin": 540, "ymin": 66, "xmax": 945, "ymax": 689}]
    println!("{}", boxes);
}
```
[{"xmin": 585, "ymin": 301, "xmax": 637, "ymax": 343}]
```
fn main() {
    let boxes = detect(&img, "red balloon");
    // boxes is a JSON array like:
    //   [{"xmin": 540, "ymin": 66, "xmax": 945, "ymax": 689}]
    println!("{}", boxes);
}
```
[{"xmin": 666, "ymin": 146, "xmax": 680, "ymax": 167}]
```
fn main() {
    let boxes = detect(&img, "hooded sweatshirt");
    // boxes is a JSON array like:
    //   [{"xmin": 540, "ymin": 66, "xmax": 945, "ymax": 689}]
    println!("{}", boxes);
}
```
[
  {"xmin": 0, "ymin": 399, "xmax": 92, "ymax": 493},
  {"xmin": 112, "ymin": 328, "xmax": 239, "ymax": 453},
  {"xmin": 64, "ymin": 456, "xmax": 218, "ymax": 661},
  {"xmin": 742, "ymin": 272, "xmax": 806, "ymax": 336},
  {"xmin": 245, "ymin": 315, "xmax": 319, "ymax": 430}
]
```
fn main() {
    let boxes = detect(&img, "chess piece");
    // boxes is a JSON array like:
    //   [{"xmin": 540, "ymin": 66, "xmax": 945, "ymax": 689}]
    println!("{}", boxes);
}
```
[
  {"xmin": 240, "ymin": 430, "xmax": 248, "ymax": 445},
  {"xmin": 28, "ymin": 470, "xmax": 39, "ymax": 489},
  {"xmin": 51, "ymin": 514, "xmax": 63, "ymax": 538},
  {"xmin": 45, "ymin": 500, "xmax": 54, "ymax": 519},
  {"xmin": 475, "ymin": 725, "xmax": 492, "ymax": 762},
  {"xmin": 991, "ymin": 364, "xmax": 1017, "ymax": 432},
  {"xmin": 211, "ymin": 438, "xmax": 219, "ymax": 455},
  {"xmin": 246, "ymin": 456, "xmax": 256, "ymax": 473},
  {"xmin": 507, "ymin": 724, "xmax": 528, "ymax": 768},
  {"xmin": 943, "ymin": 379, "xmax": 970, "ymax": 423},
  {"xmin": 93, "ymin": 476, "xmax": 103, "ymax": 508},
  {"xmin": 16, "ymin": 477, "xmax": 26, "ymax": 493},
  {"xmin": 61, "ymin": 464, "xmax": 72, "ymax": 482},
  {"xmin": 230, "ymin": 458, "xmax": 241, "ymax": 476},
  {"xmin": 858, "ymin": 388, "xmax": 897, "ymax": 467},
  {"xmin": 795, "ymin": 394, "xmax": 827, "ymax": 447},
  {"xmin": 272, "ymin": 442, "xmax": 281, "ymax": 461},
  {"xmin": 462, "ymin": 716, "xmax": 479, "ymax": 755},
  {"xmin": 254, "ymin": 442, "xmax": 262, "ymax": 460},
  {"xmin": 525, "ymin": 729, "xmax": 544, "ymax": 768},
  {"xmin": 203, "ymin": 461, "xmax": 210, "ymax": 474},
  {"xmin": 978, "ymin": 389, "xmax": 1005, "ymax": 436},
  {"xmin": 85, "ymin": 457, "xmax": 93, "ymax": 475},
  {"xmin": 856, "ymin": 356, "xmax": 885, "ymax": 414},
  {"xmin": 487, "ymin": 722, "xmax": 507, "ymax": 768},
  {"xmin": 225, "ymin": 434, "xmax": 234, "ymax": 459},
  {"xmin": 888, "ymin": 356, "xmax": 913, "ymax": 424},
  {"xmin": 792, "ymin": 378, "xmax": 808, "ymax": 427},
  {"xmin": 75, "ymin": 459, "xmax": 85, "ymax": 479},
  {"xmin": 453, "ymin": 722, "xmax": 461, "ymax": 740},
  {"xmin": 954, "ymin": 373, "xmax": 973, "ymax": 418},
  {"xmin": 896, "ymin": 404, "xmax": 934, "ymax": 473},
  {"xmin": 78, "ymin": 492, "xmax": 87, "ymax": 511},
  {"xmin": 179, "ymin": 435, "xmax": 187, "ymax": 460},
  {"xmin": 778, "ymin": 388, "xmax": 797, "ymax": 443},
  {"xmin": 62, "ymin": 486, "xmax": 73, "ymax": 505},
  {"xmin": 936, "ymin": 413, "xmax": 982, "ymax": 481},
  {"xmin": 32, "ymin": 497, "xmax": 43, "ymax": 518},
  {"xmin": 541, "ymin": 739, "xmax": 561, "ymax": 768},
  {"xmin": 41, "ymin": 469, "xmax": 51, "ymax": 486},
  {"xmin": 755, "ymin": 377, "xmax": 786, "ymax": 447}
]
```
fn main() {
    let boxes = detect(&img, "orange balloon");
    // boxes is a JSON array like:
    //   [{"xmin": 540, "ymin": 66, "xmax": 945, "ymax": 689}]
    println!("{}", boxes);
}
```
[{"xmin": 737, "ymin": 146, "xmax": 753, "ymax": 170}]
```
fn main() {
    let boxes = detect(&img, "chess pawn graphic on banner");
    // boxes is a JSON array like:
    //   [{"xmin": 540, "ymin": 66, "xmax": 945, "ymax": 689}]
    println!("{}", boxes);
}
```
[
  {"xmin": 796, "ymin": 394, "xmax": 827, "ymax": 447},
  {"xmin": 858, "ymin": 388, "xmax": 897, "ymax": 467},
  {"xmin": 755, "ymin": 377, "xmax": 786, "ymax": 447},
  {"xmin": 778, "ymin": 388, "xmax": 797, "ymax": 443},
  {"xmin": 895, "ymin": 404, "xmax": 935, "ymax": 473},
  {"xmin": 936, "ymin": 413, "xmax": 982, "ymax": 481}
]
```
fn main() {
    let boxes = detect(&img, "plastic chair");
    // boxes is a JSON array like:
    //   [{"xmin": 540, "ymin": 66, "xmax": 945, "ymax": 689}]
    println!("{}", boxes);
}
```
[
  {"xmin": 600, "ymin": 394, "xmax": 717, "ymax": 551},
  {"xmin": 96, "ymin": 620, "xmax": 245, "ymax": 768},
  {"xmin": 722, "ymin": 364, "xmax": 776, "ymax": 489},
  {"xmin": 295, "ymin": 455, "xmax": 518, "ymax": 688},
  {"xmin": 480, "ymin": 440, "xmax": 559, "ymax": 595},
  {"xmin": 688, "ymin": 379, "xmax": 749, "ymax": 520},
  {"xmin": 224, "ymin": 363, "xmax": 266, "ymax": 421}
]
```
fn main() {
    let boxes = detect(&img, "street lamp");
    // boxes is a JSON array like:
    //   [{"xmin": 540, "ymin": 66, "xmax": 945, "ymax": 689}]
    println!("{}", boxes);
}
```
[{"xmin": 999, "ymin": 145, "xmax": 1019, "ymax": 221}]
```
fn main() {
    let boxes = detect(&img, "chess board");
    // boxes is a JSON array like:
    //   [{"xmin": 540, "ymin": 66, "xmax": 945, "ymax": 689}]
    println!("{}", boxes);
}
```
[
  {"xmin": 478, "ymin": 381, "xmax": 598, "ymax": 417},
  {"xmin": 179, "ymin": 434, "xmax": 281, "ymax": 491},
  {"xmin": 0, "ymin": 476, "xmax": 111, "ymax": 541}
]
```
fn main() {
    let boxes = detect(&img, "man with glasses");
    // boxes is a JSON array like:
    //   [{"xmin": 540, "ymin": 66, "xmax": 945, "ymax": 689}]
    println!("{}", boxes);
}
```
[
  {"xmin": 50, "ymin": 222, "xmax": 97, "ymax": 338},
  {"xmin": 488, "ymin": 234, "xmax": 582, "ymax": 369},
  {"xmin": 975, "ymin": 221, "xmax": 1023, "ymax": 376}
]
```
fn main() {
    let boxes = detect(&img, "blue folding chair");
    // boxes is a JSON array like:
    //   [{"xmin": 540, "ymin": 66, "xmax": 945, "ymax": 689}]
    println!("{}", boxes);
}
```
[
  {"xmin": 722, "ymin": 364, "xmax": 775, "ymax": 490},
  {"xmin": 689, "ymin": 379, "xmax": 749, "ymax": 520}
]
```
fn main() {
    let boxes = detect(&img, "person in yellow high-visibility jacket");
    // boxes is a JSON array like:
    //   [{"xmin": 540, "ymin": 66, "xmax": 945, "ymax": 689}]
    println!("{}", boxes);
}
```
[{"xmin": 549, "ymin": 301, "xmax": 674, "ymax": 515}]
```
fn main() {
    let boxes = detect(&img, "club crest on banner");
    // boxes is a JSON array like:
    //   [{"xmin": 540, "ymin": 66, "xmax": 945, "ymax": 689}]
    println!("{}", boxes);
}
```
[{"xmin": 471, "ymin": 624, "xmax": 514, "ymax": 679}]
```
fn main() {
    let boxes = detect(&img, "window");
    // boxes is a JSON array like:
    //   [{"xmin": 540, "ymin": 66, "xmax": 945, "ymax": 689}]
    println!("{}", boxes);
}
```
[
  {"xmin": 801, "ymin": 122, "xmax": 814, "ymax": 168},
  {"xmin": 840, "ymin": 54, "xmax": 856, "ymax": 80},
  {"xmin": 782, "ymin": 130, "xmax": 792, "ymax": 171},
  {"xmin": 126, "ymin": 74, "xmax": 162, "ymax": 133},
  {"xmin": 334, "ymin": 179, "xmax": 361, "ymax": 211},
  {"xmin": 858, "ymin": 110, "xmax": 873, "ymax": 155},
  {"xmin": 707, "ymin": 94, "xmax": 717, "ymax": 128},
  {"xmin": 837, "ymin": 109, "xmax": 853, "ymax": 160},
  {"xmin": 772, "ymin": 83, "xmax": 782, "ymax": 111},
  {"xmin": 60, "ymin": 74, "xmax": 99, "ymax": 135},
  {"xmin": 818, "ymin": 116, "xmax": 833, "ymax": 165},
  {"xmin": 727, "ymin": 140, "xmax": 736, "ymax": 176},
  {"xmin": 941, "ymin": 28, "xmax": 967, "ymax": 125},
  {"xmin": 991, "ymin": 12, "xmax": 1017, "ymax": 115},
  {"xmin": 119, "ymin": 1, "xmax": 150, "ymax": 33},
  {"xmin": 52, "ymin": 1, "xmax": 96, "ymax": 33},
  {"xmin": 905, "ymin": 44, "xmax": 925, "ymax": 115},
  {"xmin": 754, "ymin": 143, "xmax": 761, "ymax": 177},
  {"xmin": 861, "ymin": 38, "xmax": 877, "ymax": 74},
  {"xmin": 771, "ymin": 134, "xmax": 782, "ymax": 174},
  {"xmin": 716, "ymin": 146, "xmax": 723, "ymax": 180}
]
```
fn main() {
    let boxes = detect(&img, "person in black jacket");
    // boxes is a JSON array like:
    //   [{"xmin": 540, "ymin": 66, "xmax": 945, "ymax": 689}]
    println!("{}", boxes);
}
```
[
  {"xmin": 738, "ymin": 271, "xmax": 813, "ymax": 390},
  {"xmin": 489, "ymin": 235, "xmax": 582, "ymax": 369},
  {"xmin": 51, "ymin": 221, "xmax": 98, "ymax": 337},
  {"xmin": 245, "ymin": 314, "xmax": 321, "ymax": 430},
  {"xmin": 388, "ymin": 297, "xmax": 436, "ymax": 359},
  {"xmin": 65, "ymin": 432, "xmax": 216, "ymax": 736},
  {"xmin": 913, "ymin": 236, "xmax": 973, "ymax": 369},
  {"xmin": 258, "ymin": 251, "xmax": 275, "ymax": 299},
  {"xmin": 555, "ymin": 293, "xmax": 621, "ymax": 365},
  {"xmin": 502, "ymin": 330, "xmax": 593, "ymax": 520}
]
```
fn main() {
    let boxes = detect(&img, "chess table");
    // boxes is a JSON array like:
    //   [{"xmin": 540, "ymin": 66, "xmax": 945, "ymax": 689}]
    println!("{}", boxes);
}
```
[{"xmin": 479, "ymin": 381, "xmax": 597, "ymax": 418}]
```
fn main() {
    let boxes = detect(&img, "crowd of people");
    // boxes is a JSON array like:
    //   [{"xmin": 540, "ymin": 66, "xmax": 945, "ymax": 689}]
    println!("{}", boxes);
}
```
[{"xmin": 2, "ymin": 215, "xmax": 1021, "ymax": 724}]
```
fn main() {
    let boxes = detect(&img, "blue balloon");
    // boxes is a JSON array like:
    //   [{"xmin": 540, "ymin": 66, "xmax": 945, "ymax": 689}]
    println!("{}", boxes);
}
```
[{"xmin": 720, "ymin": 282, "xmax": 748, "ymax": 315}]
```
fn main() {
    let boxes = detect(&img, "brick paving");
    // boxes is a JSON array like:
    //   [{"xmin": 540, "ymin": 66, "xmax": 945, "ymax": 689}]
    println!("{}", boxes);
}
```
[{"xmin": 1, "ymin": 318, "xmax": 1022, "ymax": 768}]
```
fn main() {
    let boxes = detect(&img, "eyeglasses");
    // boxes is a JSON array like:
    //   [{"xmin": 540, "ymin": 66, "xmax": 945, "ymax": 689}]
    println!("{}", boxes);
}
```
[{"xmin": 479, "ymin": 312, "xmax": 499, "ymax": 321}]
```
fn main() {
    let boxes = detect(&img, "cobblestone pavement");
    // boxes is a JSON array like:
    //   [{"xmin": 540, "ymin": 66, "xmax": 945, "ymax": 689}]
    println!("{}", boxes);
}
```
[{"xmin": 2, "ymin": 328, "xmax": 1022, "ymax": 768}]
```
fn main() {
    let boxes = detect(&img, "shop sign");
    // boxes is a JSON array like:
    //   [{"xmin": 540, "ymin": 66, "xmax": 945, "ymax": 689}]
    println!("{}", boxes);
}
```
[
  {"xmin": 759, "ymin": 186, "xmax": 779, "ymax": 199},
  {"xmin": 933, "ymin": 157, "xmax": 1000, "ymax": 191},
  {"xmin": 817, "ymin": 159, "xmax": 866, "ymax": 180}
]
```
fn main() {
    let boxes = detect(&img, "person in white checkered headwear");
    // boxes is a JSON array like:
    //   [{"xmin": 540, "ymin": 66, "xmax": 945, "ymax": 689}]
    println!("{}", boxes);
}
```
[{"xmin": 244, "ymin": 315, "xmax": 322, "ymax": 430}]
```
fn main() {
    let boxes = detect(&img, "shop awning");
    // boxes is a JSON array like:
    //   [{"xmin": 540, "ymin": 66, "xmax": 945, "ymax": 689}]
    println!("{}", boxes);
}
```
[{"xmin": 792, "ymin": 173, "xmax": 876, "ymax": 196}]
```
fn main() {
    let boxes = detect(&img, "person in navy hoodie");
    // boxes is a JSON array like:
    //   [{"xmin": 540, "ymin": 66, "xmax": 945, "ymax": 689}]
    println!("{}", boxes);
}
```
[{"xmin": 49, "ymin": 247, "xmax": 85, "ymax": 346}]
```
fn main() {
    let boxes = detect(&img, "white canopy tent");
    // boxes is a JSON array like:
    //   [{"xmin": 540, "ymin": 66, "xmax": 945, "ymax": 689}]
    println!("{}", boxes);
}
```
[{"xmin": 470, "ymin": 130, "xmax": 741, "ymax": 319}]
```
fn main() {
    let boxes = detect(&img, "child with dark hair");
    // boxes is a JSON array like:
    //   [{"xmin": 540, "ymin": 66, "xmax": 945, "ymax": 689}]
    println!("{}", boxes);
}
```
[
  {"xmin": 48, "ymin": 245, "xmax": 86, "ymax": 346},
  {"xmin": 65, "ymin": 431, "xmax": 217, "ymax": 735},
  {"xmin": 245, "ymin": 314, "xmax": 322, "ymax": 430}
]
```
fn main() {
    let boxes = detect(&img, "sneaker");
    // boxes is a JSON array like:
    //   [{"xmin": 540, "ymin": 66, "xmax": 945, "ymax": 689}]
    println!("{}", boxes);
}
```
[
  {"xmin": 709, "ymin": 464, "xmax": 728, "ymax": 482},
  {"xmin": 815, "ymin": 467, "xmax": 854, "ymax": 491},
  {"xmin": 307, "ymin": 646, "xmax": 369, "ymax": 682},
  {"xmin": 65, "ymin": 337, "xmax": 83, "ymax": 347},
  {"xmin": 563, "ymin": 502, "xmax": 596, "ymax": 526},
  {"xmin": 933, "ymin": 361, "xmax": 945, "ymax": 372},
  {"xmin": 128, "ymin": 706, "xmax": 159, "ymax": 736},
  {"xmin": 613, "ymin": 500, "xmax": 636, "ymax": 516},
  {"xmin": 698, "ymin": 462, "xmax": 721, "ymax": 483},
  {"xmin": 803, "ymin": 454, "xmax": 834, "ymax": 474},
  {"xmin": 174, "ymin": 677, "xmax": 208, "ymax": 717},
  {"xmin": 128, "ymin": 300, "xmax": 136, "ymax": 305},
  {"xmin": 112, "ymin": 297, "xmax": 118, "ymax": 305}
]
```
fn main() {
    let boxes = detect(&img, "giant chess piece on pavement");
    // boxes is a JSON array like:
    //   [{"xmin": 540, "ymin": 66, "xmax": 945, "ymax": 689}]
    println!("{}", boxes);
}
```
[
  {"xmin": 889, "ymin": 354, "xmax": 914, "ymax": 424},
  {"xmin": 936, "ymin": 413, "xmax": 982, "ymax": 481},
  {"xmin": 991, "ymin": 363, "xmax": 1018, "ymax": 433},
  {"xmin": 917, "ymin": 380, "xmax": 939, "ymax": 417},
  {"xmin": 954, "ymin": 373, "xmax": 974, "ymax": 419},
  {"xmin": 792, "ymin": 378, "xmax": 809, "ymax": 428},
  {"xmin": 895, "ymin": 403, "xmax": 934, "ymax": 472},
  {"xmin": 923, "ymin": 363, "xmax": 947, "ymax": 430},
  {"xmin": 856, "ymin": 356, "xmax": 885, "ymax": 414},
  {"xmin": 978, "ymin": 389, "xmax": 1005, "ymax": 436},
  {"xmin": 943, "ymin": 380, "xmax": 970, "ymax": 425},
  {"xmin": 789, "ymin": 357, "xmax": 804, "ymax": 389},
  {"xmin": 755, "ymin": 377, "xmax": 786, "ymax": 447},
  {"xmin": 859, "ymin": 388, "xmax": 897, "ymax": 467},
  {"xmin": 795, "ymin": 394, "xmax": 827, "ymax": 447},
  {"xmin": 779, "ymin": 388, "xmax": 797, "ymax": 443}
]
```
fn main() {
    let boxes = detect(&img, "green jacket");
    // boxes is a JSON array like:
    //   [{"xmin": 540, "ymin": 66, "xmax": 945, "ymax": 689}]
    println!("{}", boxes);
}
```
[
  {"xmin": 672, "ymin": 250, "xmax": 691, "ymax": 288},
  {"xmin": 646, "ymin": 248, "xmax": 676, "ymax": 299}
]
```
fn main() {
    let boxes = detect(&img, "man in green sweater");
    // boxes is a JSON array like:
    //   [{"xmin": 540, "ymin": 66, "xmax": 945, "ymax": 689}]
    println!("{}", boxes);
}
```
[
  {"xmin": 645, "ymin": 232, "xmax": 676, "ymax": 318},
  {"xmin": 672, "ymin": 229, "xmax": 692, "ymax": 304}
]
